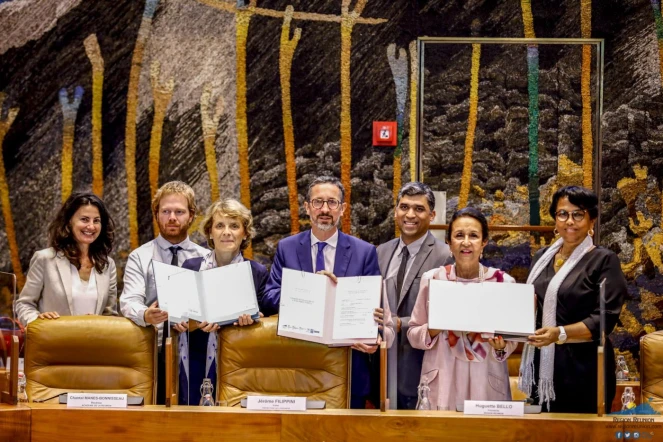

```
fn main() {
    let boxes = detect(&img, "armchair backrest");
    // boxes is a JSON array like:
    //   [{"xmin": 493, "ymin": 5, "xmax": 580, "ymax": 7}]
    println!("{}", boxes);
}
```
[
  {"xmin": 24, "ymin": 316, "xmax": 157, "ymax": 404},
  {"xmin": 640, "ymin": 331, "xmax": 663, "ymax": 411},
  {"xmin": 218, "ymin": 316, "xmax": 350, "ymax": 408}
]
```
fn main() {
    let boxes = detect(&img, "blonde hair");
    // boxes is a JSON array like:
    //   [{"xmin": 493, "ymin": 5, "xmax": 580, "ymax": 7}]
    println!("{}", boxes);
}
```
[
  {"xmin": 200, "ymin": 198, "xmax": 256, "ymax": 251},
  {"xmin": 152, "ymin": 181, "xmax": 197, "ymax": 220}
]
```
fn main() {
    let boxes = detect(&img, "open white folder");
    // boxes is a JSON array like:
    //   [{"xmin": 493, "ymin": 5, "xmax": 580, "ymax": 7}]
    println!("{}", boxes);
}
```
[
  {"xmin": 277, "ymin": 268, "xmax": 382, "ymax": 346},
  {"xmin": 428, "ymin": 280, "xmax": 535, "ymax": 341},
  {"xmin": 152, "ymin": 260, "xmax": 259, "ymax": 325}
]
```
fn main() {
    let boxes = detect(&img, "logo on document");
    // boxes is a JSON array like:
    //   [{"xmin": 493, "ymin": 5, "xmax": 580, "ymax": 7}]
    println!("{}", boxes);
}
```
[
  {"xmin": 616, "ymin": 432, "xmax": 623, "ymax": 439},
  {"xmin": 625, "ymin": 431, "xmax": 631, "ymax": 439},
  {"xmin": 633, "ymin": 432, "xmax": 640, "ymax": 439}
]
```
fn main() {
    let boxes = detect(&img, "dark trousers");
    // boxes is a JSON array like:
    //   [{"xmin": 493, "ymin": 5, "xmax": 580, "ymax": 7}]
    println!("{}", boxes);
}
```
[
  {"xmin": 350, "ymin": 394, "xmax": 369, "ymax": 409},
  {"xmin": 156, "ymin": 348, "xmax": 165, "ymax": 404},
  {"xmin": 179, "ymin": 329, "xmax": 218, "ymax": 406},
  {"xmin": 397, "ymin": 391, "xmax": 418, "ymax": 410}
]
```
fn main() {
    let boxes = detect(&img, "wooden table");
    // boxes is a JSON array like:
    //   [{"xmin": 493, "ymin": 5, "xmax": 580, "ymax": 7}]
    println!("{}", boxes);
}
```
[
  {"xmin": 2, "ymin": 403, "xmax": 661, "ymax": 441},
  {"xmin": 0, "ymin": 404, "xmax": 30, "ymax": 442}
]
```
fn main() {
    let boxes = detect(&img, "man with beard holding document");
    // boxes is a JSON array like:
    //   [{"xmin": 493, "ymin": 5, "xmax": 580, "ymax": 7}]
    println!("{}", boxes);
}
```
[
  {"xmin": 264, "ymin": 176, "xmax": 382, "ymax": 408},
  {"xmin": 120, "ymin": 181, "xmax": 207, "ymax": 404}
]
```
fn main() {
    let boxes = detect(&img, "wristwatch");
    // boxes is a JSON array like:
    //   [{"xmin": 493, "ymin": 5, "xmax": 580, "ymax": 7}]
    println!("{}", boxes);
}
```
[{"xmin": 556, "ymin": 326, "xmax": 567, "ymax": 344}]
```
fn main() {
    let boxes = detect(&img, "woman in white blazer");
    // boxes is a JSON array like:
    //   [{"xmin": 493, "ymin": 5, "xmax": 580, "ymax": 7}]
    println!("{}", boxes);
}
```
[{"xmin": 15, "ymin": 192, "xmax": 118, "ymax": 325}]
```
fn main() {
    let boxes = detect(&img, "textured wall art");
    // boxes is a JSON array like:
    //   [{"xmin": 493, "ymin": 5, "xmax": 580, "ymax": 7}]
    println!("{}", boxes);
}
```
[{"xmin": 0, "ymin": 0, "xmax": 662, "ymax": 374}]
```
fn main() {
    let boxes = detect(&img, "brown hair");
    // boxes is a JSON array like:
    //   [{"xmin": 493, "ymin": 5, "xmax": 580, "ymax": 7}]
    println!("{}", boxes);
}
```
[{"xmin": 48, "ymin": 192, "xmax": 115, "ymax": 273}]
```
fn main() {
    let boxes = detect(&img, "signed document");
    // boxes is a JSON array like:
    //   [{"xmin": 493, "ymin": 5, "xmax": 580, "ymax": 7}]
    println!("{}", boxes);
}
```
[
  {"xmin": 332, "ymin": 276, "xmax": 382, "ymax": 340},
  {"xmin": 428, "ymin": 280, "xmax": 535, "ymax": 341},
  {"xmin": 152, "ymin": 260, "xmax": 259, "ymax": 325},
  {"xmin": 278, "ymin": 268, "xmax": 381, "ymax": 346}
]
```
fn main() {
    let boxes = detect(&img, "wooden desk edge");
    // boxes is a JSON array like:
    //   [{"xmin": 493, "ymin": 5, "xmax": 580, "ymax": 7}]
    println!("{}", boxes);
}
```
[
  {"xmin": 24, "ymin": 403, "xmax": 640, "ymax": 421},
  {"xmin": 5, "ymin": 405, "xmax": 663, "ymax": 442}
]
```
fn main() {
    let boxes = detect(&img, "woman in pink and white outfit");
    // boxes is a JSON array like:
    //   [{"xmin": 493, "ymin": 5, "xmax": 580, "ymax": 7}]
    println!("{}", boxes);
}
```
[{"xmin": 408, "ymin": 207, "xmax": 517, "ymax": 410}]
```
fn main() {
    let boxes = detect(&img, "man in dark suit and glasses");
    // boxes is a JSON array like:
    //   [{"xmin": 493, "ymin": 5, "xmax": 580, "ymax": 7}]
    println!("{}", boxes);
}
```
[{"xmin": 376, "ymin": 182, "xmax": 452, "ymax": 409}]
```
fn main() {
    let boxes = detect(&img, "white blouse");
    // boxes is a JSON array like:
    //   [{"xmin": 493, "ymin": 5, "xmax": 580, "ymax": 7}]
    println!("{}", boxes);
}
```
[{"xmin": 70, "ymin": 263, "xmax": 98, "ymax": 315}]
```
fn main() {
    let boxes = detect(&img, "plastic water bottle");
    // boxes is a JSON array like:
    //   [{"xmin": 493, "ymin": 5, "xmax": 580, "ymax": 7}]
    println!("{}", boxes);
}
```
[
  {"xmin": 17, "ymin": 372, "xmax": 28, "ymax": 403},
  {"xmin": 199, "ymin": 378, "xmax": 214, "ymax": 406},
  {"xmin": 416, "ymin": 376, "xmax": 431, "ymax": 410}
]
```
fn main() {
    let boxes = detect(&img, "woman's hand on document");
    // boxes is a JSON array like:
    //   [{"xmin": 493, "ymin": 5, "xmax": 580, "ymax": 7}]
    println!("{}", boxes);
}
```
[
  {"xmin": 233, "ymin": 311, "xmax": 264, "ymax": 327},
  {"xmin": 487, "ymin": 335, "xmax": 506, "ymax": 350},
  {"xmin": 198, "ymin": 321, "xmax": 220, "ymax": 332}
]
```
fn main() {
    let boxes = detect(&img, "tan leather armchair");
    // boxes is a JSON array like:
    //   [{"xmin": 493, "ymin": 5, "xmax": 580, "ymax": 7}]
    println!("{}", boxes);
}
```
[
  {"xmin": 218, "ymin": 316, "xmax": 350, "ymax": 408},
  {"xmin": 640, "ymin": 331, "xmax": 663, "ymax": 411},
  {"xmin": 24, "ymin": 316, "xmax": 157, "ymax": 404}
]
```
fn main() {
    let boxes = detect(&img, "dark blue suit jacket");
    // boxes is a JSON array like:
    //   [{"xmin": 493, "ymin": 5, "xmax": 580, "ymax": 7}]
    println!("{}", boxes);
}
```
[
  {"xmin": 182, "ymin": 257, "xmax": 270, "ymax": 314},
  {"xmin": 263, "ymin": 230, "xmax": 381, "ymax": 406}
]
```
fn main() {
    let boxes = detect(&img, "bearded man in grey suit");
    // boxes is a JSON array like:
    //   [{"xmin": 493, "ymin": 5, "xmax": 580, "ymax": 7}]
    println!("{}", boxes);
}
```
[{"xmin": 376, "ymin": 182, "xmax": 452, "ymax": 410}]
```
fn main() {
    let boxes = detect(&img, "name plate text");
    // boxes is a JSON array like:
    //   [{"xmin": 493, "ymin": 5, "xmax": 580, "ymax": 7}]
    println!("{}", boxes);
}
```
[
  {"xmin": 464, "ymin": 400, "xmax": 524, "ymax": 416},
  {"xmin": 67, "ymin": 393, "xmax": 127, "ymax": 409},
  {"xmin": 246, "ymin": 395, "xmax": 306, "ymax": 411}
]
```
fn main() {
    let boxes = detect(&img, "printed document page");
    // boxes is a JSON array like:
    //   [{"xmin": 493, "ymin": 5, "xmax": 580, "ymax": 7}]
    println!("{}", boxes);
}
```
[
  {"xmin": 278, "ymin": 268, "xmax": 329, "ymax": 338},
  {"xmin": 199, "ymin": 260, "xmax": 258, "ymax": 324},
  {"xmin": 331, "ymin": 275, "xmax": 381, "ymax": 340},
  {"xmin": 152, "ymin": 260, "xmax": 193, "ymax": 323}
]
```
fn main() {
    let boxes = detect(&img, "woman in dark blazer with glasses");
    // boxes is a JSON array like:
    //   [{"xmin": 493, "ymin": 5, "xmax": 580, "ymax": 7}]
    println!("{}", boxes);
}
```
[{"xmin": 518, "ymin": 186, "xmax": 627, "ymax": 413}]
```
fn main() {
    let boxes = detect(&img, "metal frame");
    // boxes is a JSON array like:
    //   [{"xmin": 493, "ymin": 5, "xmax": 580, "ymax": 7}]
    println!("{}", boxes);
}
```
[{"xmin": 416, "ymin": 37, "xmax": 605, "ymax": 238}]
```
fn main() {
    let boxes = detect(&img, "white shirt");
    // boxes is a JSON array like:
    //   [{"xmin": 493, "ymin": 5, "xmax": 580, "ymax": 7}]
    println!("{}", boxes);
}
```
[
  {"xmin": 70, "ymin": 263, "xmax": 98, "ymax": 315},
  {"xmin": 385, "ymin": 234, "xmax": 427, "ymax": 295},
  {"xmin": 120, "ymin": 235, "xmax": 208, "ymax": 327},
  {"xmin": 310, "ymin": 230, "xmax": 338, "ymax": 273}
]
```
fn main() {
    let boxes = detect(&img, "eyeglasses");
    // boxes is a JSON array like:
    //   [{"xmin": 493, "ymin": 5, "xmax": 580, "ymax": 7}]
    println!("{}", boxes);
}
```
[
  {"xmin": 310, "ymin": 198, "xmax": 341, "ymax": 210},
  {"xmin": 555, "ymin": 209, "xmax": 587, "ymax": 222}
]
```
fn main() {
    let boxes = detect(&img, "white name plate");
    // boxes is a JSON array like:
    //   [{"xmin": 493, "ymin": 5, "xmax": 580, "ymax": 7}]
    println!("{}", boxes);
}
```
[
  {"xmin": 67, "ymin": 393, "xmax": 127, "ymax": 409},
  {"xmin": 464, "ymin": 400, "xmax": 524, "ymax": 416},
  {"xmin": 246, "ymin": 395, "xmax": 306, "ymax": 411}
]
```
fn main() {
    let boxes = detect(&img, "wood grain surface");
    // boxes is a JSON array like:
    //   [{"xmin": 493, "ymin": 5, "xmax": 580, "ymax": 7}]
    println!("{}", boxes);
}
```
[
  {"xmin": 281, "ymin": 410, "xmax": 628, "ymax": 442},
  {"xmin": 3, "ymin": 403, "xmax": 655, "ymax": 442},
  {"xmin": 29, "ymin": 405, "xmax": 281, "ymax": 442},
  {"xmin": 0, "ymin": 404, "xmax": 30, "ymax": 442}
]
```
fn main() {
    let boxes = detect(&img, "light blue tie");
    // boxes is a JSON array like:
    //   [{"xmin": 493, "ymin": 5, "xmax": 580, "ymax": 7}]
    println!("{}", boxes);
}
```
[{"xmin": 316, "ymin": 242, "xmax": 327, "ymax": 272}]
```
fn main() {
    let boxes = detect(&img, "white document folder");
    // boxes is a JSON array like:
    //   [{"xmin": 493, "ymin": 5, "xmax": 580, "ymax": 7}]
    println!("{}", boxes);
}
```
[
  {"xmin": 152, "ymin": 260, "xmax": 259, "ymax": 325},
  {"xmin": 428, "ymin": 280, "xmax": 535, "ymax": 341},
  {"xmin": 277, "ymin": 268, "xmax": 382, "ymax": 346}
]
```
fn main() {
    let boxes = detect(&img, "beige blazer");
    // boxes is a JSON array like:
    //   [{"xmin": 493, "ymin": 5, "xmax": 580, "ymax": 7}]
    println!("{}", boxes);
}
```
[{"xmin": 15, "ymin": 248, "xmax": 118, "ymax": 325}]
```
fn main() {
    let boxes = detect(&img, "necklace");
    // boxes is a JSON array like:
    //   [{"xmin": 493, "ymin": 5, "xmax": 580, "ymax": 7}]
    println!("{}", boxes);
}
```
[
  {"xmin": 453, "ymin": 264, "xmax": 485, "ymax": 282},
  {"xmin": 553, "ymin": 251, "xmax": 570, "ymax": 272}
]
